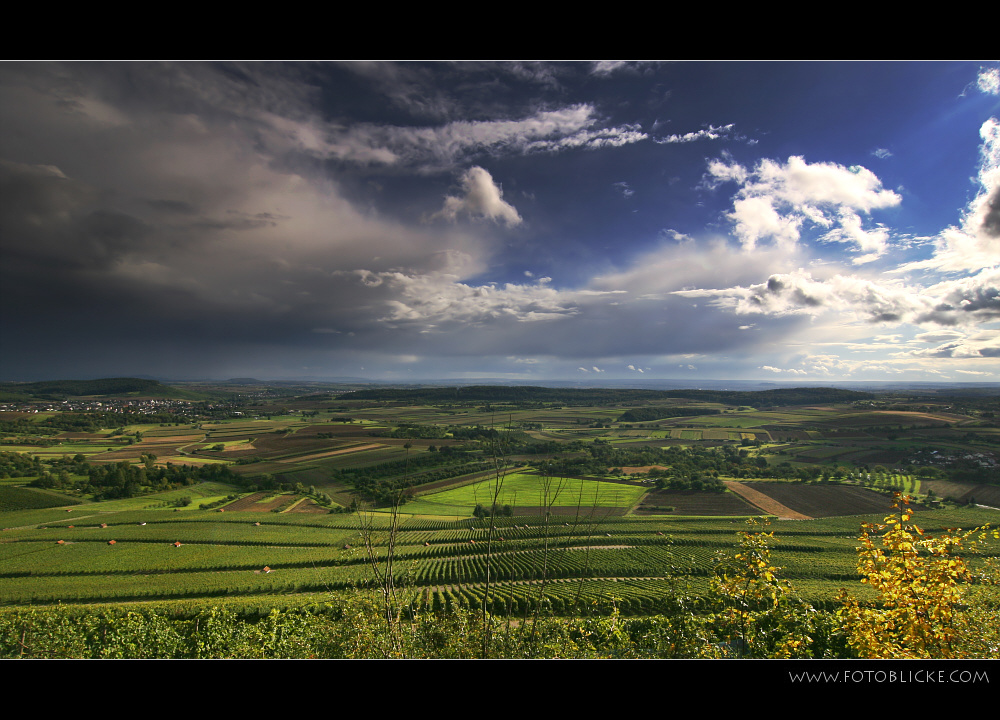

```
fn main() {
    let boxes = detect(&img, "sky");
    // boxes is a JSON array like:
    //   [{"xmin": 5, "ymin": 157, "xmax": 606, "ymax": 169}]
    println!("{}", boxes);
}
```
[{"xmin": 1, "ymin": 61, "xmax": 999, "ymax": 383}]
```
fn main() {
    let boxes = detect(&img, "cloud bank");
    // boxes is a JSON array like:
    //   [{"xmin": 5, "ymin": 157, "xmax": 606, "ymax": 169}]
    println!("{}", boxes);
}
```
[{"xmin": 1, "ymin": 61, "xmax": 997, "ymax": 382}]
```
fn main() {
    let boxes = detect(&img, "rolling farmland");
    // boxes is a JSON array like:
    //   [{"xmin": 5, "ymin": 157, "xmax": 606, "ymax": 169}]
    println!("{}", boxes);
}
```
[
  {"xmin": 2, "ymin": 381, "xmax": 998, "ymax": 633},
  {"xmin": 3, "ymin": 497, "xmax": 997, "ymax": 611}
]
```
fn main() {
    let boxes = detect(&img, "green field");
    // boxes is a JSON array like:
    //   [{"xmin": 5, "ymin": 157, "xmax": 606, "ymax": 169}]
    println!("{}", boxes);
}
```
[
  {"xmin": 0, "ymin": 486, "xmax": 83, "ymax": 512},
  {"xmin": 404, "ymin": 471, "xmax": 646, "ymax": 514},
  {"xmin": 2, "ymin": 382, "xmax": 999, "ymax": 658},
  {"xmin": 2, "ymin": 490, "xmax": 997, "ymax": 609}
]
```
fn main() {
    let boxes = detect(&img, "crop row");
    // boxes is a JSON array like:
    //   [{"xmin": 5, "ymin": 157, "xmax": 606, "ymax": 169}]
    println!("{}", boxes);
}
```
[
  {"xmin": 0, "ymin": 532, "xmax": 863, "ymax": 583},
  {"xmin": 0, "ymin": 564, "xmax": 371, "ymax": 605},
  {"xmin": 0, "ymin": 543, "xmax": 864, "ymax": 607},
  {"xmin": 11, "ymin": 523, "xmax": 359, "ymax": 546},
  {"xmin": 395, "ymin": 546, "xmax": 694, "ymax": 586},
  {"xmin": 0, "ymin": 541, "xmax": 372, "ymax": 576},
  {"xmin": 412, "ymin": 578, "xmax": 718, "ymax": 617}
]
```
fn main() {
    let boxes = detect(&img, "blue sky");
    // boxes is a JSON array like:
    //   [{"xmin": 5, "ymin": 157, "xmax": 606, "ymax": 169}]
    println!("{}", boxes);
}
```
[{"xmin": 1, "ymin": 61, "xmax": 998, "ymax": 382}]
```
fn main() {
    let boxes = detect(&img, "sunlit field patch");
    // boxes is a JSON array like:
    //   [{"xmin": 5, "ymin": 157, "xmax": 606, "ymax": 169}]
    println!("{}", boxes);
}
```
[{"xmin": 402, "ymin": 471, "xmax": 646, "ymax": 516}]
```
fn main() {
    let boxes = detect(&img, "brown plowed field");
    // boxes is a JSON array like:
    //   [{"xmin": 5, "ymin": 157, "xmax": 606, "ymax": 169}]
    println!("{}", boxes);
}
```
[
  {"xmin": 635, "ymin": 489, "xmax": 760, "ymax": 516},
  {"xmin": 195, "ymin": 447, "xmax": 261, "ymax": 460},
  {"xmin": 921, "ymin": 480, "xmax": 1000, "ymax": 508},
  {"xmin": 760, "ymin": 429, "xmax": 812, "ymax": 441},
  {"xmin": 729, "ymin": 481, "xmax": 901, "ymax": 518},
  {"xmin": 222, "ymin": 492, "xmax": 291, "ymax": 512},
  {"xmin": 852, "ymin": 449, "xmax": 911, "ymax": 465},
  {"xmin": 248, "ymin": 426, "xmax": 375, "ymax": 454},
  {"xmin": 0, "ymin": 412, "xmax": 36, "ymax": 420},
  {"xmin": 139, "ymin": 434, "xmax": 204, "ymax": 443},
  {"xmin": 287, "ymin": 498, "xmax": 329, "ymax": 513},
  {"xmin": 296, "ymin": 423, "xmax": 366, "ymax": 435},
  {"xmin": 724, "ymin": 481, "xmax": 811, "ymax": 519},
  {"xmin": 276, "ymin": 443, "xmax": 384, "ymax": 463},
  {"xmin": 88, "ymin": 445, "xmax": 192, "ymax": 463}
]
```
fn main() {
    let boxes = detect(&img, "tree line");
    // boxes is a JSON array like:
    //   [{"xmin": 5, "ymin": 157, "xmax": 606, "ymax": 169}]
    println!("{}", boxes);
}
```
[
  {"xmin": 340, "ymin": 386, "xmax": 872, "ymax": 407},
  {"xmin": 29, "ymin": 457, "xmax": 239, "ymax": 500}
]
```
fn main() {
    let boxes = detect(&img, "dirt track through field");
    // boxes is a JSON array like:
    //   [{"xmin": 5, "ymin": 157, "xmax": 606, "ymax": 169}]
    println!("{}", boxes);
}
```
[
  {"xmin": 276, "ymin": 443, "xmax": 383, "ymax": 463},
  {"xmin": 723, "ymin": 481, "xmax": 811, "ymax": 520}
]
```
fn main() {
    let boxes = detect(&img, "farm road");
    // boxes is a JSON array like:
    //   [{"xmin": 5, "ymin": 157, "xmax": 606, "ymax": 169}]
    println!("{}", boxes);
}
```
[{"xmin": 723, "ymin": 481, "xmax": 811, "ymax": 520}]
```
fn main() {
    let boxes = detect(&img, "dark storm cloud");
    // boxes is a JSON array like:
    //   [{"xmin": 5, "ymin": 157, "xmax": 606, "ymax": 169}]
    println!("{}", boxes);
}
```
[
  {"xmin": 190, "ymin": 212, "xmax": 283, "ymax": 232},
  {"xmin": 0, "ymin": 61, "xmax": 661, "ymax": 378},
  {"xmin": 339, "ymin": 61, "xmax": 585, "ymax": 122},
  {"xmin": 792, "ymin": 289, "xmax": 824, "ymax": 307},
  {"xmin": 915, "ymin": 270, "xmax": 1000, "ymax": 325},
  {"xmin": 757, "ymin": 276, "xmax": 823, "ymax": 309},
  {"xmin": 2, "ymin": 61, "xmax": 998, "ymax": 381},
  {"xmin": 0, "ymin": 160, "xmax": 149, "ymax": 271},
  {"xmin": 0, "ymin": 160, "xmax": 94, "ymax": 217},
  {"xmin": 871, "ymin": 312, "xmax": 902, "ymax": 323},
  {"xmin": 145, "ymin": 199, "xmax": 198, "ymax": 215},
  {"xmin": 981, "ymin": 185, "xmax": 1000, "ymax": 237},
  {"xmin": 78, "ymin": 211, "xmax": 150, "ymax": 262},
  {"xmin": 0, "ymin": 63, "xmax": 498, "ymax": 377}
]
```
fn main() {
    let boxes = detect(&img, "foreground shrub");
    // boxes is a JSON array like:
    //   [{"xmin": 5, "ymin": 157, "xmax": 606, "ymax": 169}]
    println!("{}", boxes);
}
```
[
  {"xmin": 837, "ymin": 493, "xmax": 999, "ymax": 659},
  {"xmin": 705, "ymin": 518, "xmax": 838, "ymax": 658}
]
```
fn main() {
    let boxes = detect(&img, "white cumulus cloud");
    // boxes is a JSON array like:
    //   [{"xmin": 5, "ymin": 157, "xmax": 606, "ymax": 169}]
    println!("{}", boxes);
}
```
[
  {"xmin": 978, "ymin": 67, "xmax": 1000, "ymax": 95},
  {"xmin": 655, "ymin": 123, "xmax": 734, "ymax": 144},
  {"xmin": 435, "ymin": 166, "xmax": 522, "ymax": 226},
  {"xmin": 898, "ymin": 117, "xmax": 1000, "ymax": 272},
  {"xmin": 709, "ymin": 155, "xmax": 901, "ymax": 258}
]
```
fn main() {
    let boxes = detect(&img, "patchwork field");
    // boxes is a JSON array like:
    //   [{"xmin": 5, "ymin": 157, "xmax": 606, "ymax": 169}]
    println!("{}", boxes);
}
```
[{"xmin": 2, "ymin": 383, "xmax": 998, "ymax": 625}]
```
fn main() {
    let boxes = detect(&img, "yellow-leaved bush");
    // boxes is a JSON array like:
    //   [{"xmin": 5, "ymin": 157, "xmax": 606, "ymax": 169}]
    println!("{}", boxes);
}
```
[
  {"xmin": 837, "ymin": 493, "xmax": 999, "ymax": 659},
  {"xmin": 709, "ymin": 518, "xmax": 815, "ymax": 658}
]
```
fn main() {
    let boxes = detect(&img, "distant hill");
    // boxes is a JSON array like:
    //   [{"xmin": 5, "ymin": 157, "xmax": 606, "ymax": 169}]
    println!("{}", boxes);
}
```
[
  {"xmin": 340, "ymin": 385, "xmax": 873, "ymax": 407},
  {"xmin": 0, "ymin": 377, "xmax": 198, "ymax": 400}
]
